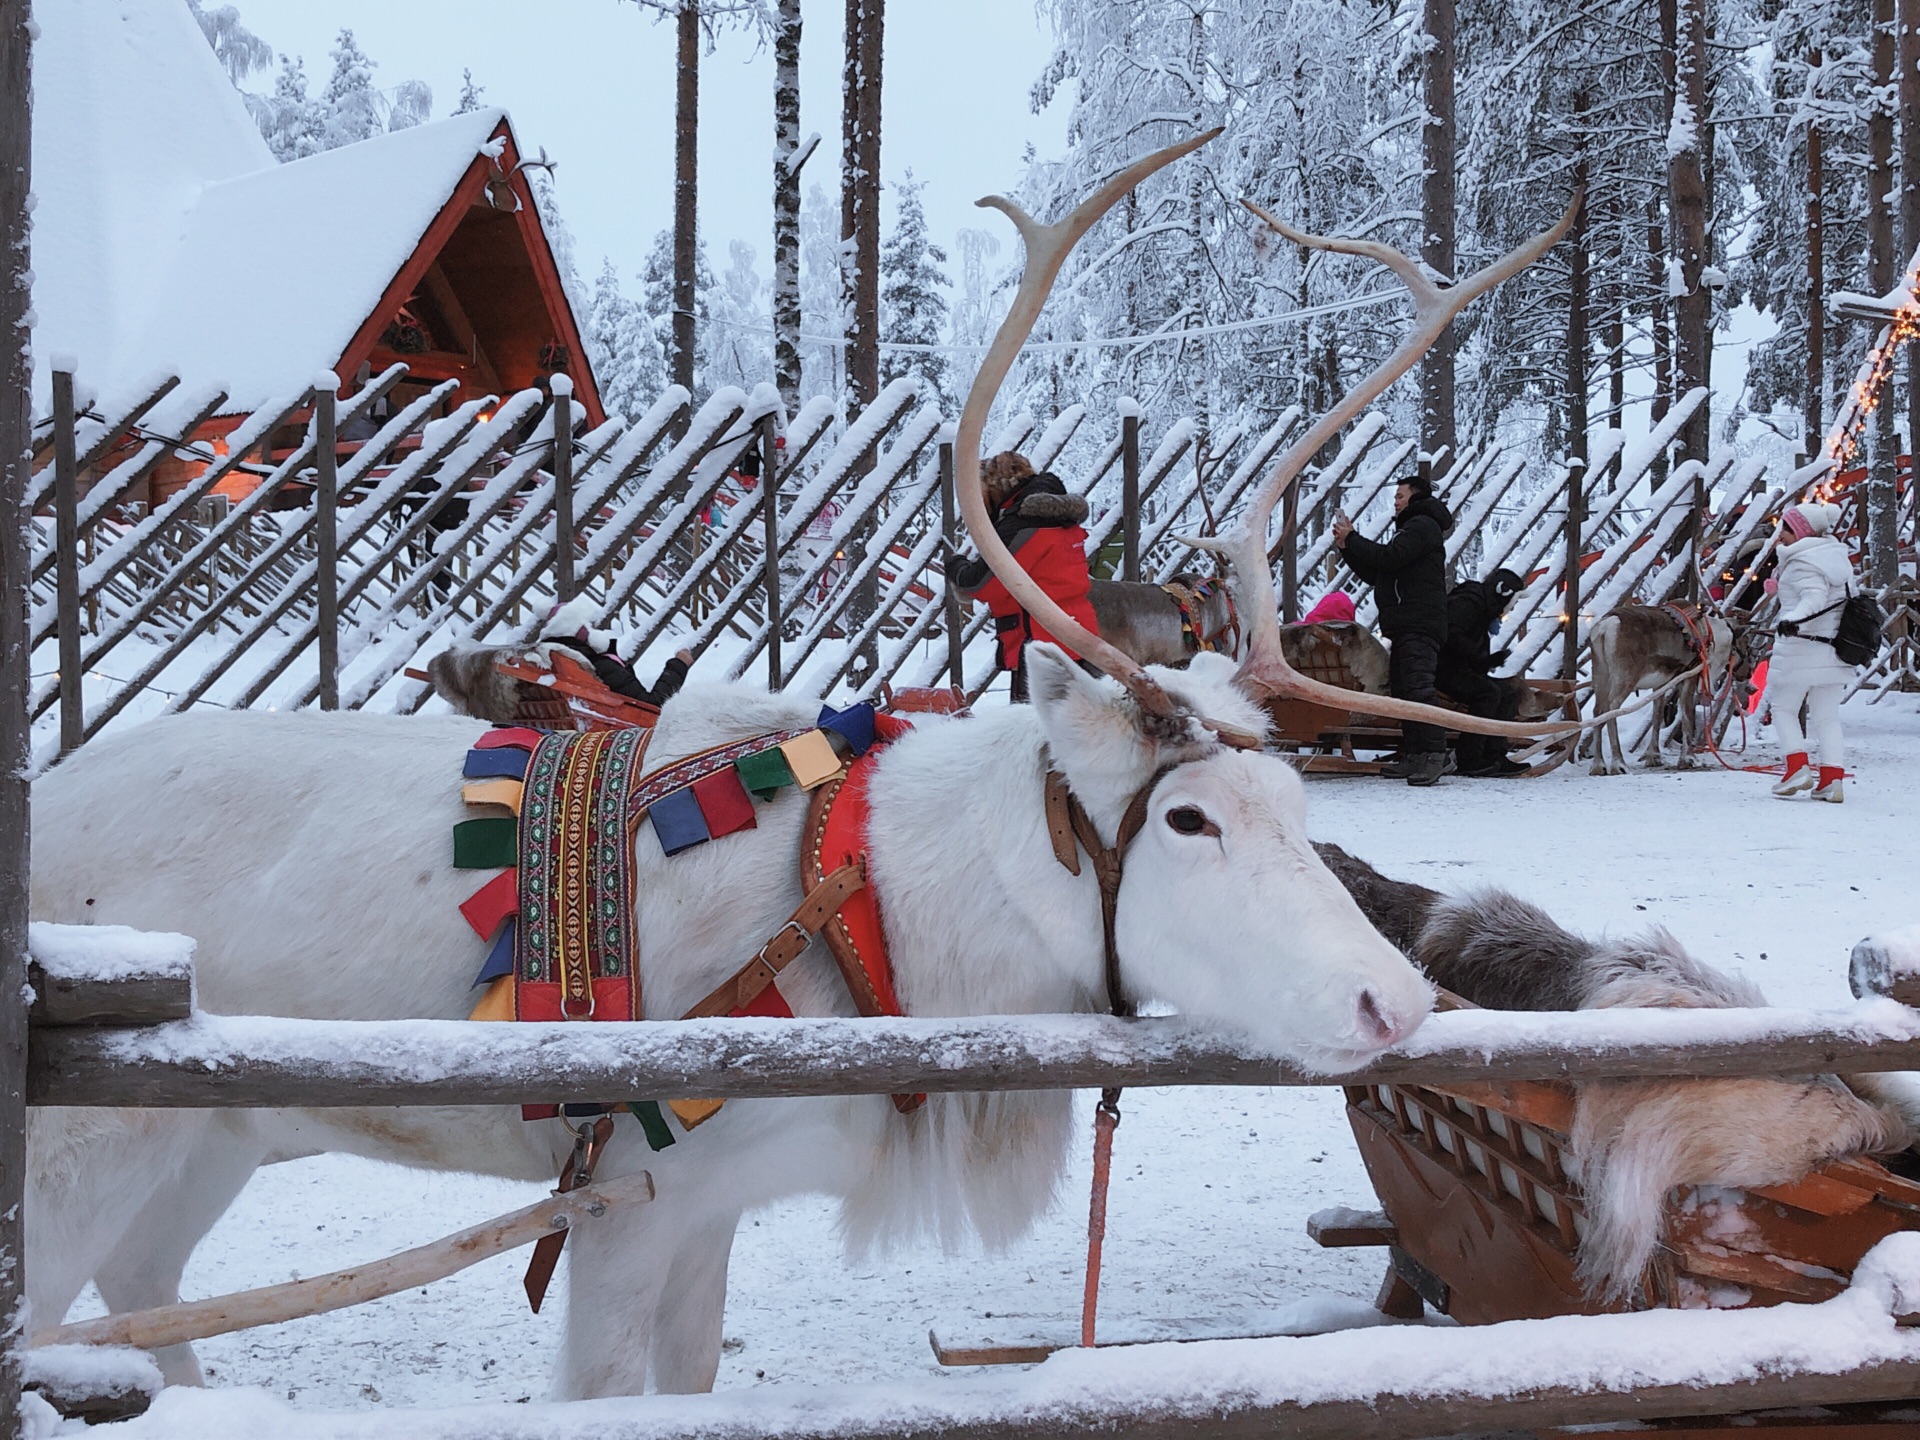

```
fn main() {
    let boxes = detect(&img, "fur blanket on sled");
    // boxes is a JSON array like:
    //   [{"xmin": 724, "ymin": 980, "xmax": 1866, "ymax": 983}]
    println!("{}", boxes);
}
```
[{"xmin": 1313, "ymin": 842, "xmax": 1920, "ymax": 1301}]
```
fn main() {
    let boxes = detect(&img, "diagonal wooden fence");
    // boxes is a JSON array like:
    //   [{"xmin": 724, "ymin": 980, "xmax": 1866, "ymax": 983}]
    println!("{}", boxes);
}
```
[{"xmin": 31, "ymin": 362, "xmax": 1835, "ymax": 764}]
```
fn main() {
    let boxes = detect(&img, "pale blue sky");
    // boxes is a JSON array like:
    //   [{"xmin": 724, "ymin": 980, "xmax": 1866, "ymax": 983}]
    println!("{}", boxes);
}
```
[{"xmin": 232, "ymin": 0, "xmax": 1069, "ymax": 290}]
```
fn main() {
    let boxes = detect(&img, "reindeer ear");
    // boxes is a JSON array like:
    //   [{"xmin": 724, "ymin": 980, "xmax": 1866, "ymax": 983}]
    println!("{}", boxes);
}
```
[{"xmin": 1027, "ymin": 643, "xmax": 1157, "ymax": 776}]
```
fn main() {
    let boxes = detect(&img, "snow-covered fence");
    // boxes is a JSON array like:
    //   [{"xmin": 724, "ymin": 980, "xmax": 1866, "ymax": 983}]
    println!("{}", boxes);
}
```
[
  {"xmin": 22, "ymin": 929, "xmax": 1920, "ymax": 1433},
  {"xmin": 33, "ymin": 361, "xmax": 1799, "ymax": 761}
]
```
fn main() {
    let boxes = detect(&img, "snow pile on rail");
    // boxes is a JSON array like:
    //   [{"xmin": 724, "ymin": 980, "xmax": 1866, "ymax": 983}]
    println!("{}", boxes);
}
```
[{"xmin": 28, "ymin": 923, "xmax": 194, "ymax": 986}]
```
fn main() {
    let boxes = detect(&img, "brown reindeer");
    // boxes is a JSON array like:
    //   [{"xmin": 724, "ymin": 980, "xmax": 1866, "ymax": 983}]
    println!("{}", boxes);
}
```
[{"xmin": 1587, "ymin": 603, "xmax": 1761, "ymax": 775}]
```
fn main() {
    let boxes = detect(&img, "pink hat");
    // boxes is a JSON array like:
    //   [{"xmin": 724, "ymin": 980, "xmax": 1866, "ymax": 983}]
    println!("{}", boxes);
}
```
[
  {"xmin": 1301, "ymin": 591, "xmax": 1357, "ymax": 625},
  {"xmin": 1782, "ymin": 506, "xmax": 1814, "ymax": 541}
]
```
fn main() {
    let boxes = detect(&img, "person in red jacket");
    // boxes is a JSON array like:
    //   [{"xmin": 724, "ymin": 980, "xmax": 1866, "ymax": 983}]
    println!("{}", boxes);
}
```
[{"xmin": 946, "ymin": 451, "xmax": 1100, "ymax": 701}]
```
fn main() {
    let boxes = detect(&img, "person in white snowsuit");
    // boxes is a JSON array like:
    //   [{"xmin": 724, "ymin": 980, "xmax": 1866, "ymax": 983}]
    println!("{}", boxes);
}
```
[{"xmin": 1766, "ymin": 502, "xmax": 1855, "ymax": 802}]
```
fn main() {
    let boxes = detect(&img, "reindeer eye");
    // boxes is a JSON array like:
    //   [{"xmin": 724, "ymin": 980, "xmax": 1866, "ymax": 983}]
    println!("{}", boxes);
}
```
[{"xmin": 1166, "ymin": 805, "xmax": 1215, "ymax": 837}]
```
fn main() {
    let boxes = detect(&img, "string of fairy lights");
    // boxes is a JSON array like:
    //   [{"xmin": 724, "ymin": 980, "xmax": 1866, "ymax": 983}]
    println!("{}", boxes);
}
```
[{"xmin": 1818, "ymin": 257, "xmax": 1920, "ymax": 497}]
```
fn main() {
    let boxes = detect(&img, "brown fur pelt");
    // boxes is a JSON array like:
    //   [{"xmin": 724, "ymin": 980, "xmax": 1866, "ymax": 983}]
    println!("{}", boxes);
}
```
[
  {"xmin": 426, "ymin": 644, "xmax": 528, "ymax": 725},
  {"xmin": 1320, "ymin": 846, "xmax": 1916, "ymax": 1301}
]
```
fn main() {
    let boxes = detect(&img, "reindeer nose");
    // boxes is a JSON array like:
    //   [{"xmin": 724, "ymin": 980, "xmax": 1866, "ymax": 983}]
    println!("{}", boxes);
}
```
[{"xmin": 1355, "ymin": 988, "xmax": 1412, "ymax": 1049}]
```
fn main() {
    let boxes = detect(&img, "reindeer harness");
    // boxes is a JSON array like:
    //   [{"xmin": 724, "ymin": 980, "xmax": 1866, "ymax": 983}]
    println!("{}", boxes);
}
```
[{"xmin": 1160, "ymin": 577, "xmax": 1241, "ymax": 658}]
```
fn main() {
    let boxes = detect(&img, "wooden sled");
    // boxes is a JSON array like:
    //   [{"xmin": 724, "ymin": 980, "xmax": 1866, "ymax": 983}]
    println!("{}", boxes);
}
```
[
  {"xmin": 1263, "ymin": 628, "xmax": 1575, "ymax": 778},
  {"xmin": 1314, "ymin": 997, "xmax": 1920, "ymax": 1433}
]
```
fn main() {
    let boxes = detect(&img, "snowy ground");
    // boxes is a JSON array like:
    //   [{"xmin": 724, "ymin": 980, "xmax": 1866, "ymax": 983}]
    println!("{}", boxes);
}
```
[{"xmin": 52, "ymin": 694, "xmax": 1920, "ymax": 1417}]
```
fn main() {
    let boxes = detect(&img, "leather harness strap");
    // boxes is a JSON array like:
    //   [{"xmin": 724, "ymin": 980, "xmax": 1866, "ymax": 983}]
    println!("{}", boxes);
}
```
[
  {"xmin": 680, "ymin": 862, "xmax": 867, "ymax": 1021},
  {"xmin": 1044, "ymin": 770, "xmax": 1082, "ymax": 876},
  {"xmin": 1053, "ymin": 767, "xmax": 1171, "ymax": 1020}
]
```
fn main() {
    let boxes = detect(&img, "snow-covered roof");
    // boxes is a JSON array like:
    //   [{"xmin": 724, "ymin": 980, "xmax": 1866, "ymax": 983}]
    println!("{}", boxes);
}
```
[
  {"xmin": 121, "ymin": 110, "xmax": 512, "ymax": 412},
  {"xmin": 31, "ymin": 0, "xmax": 525, "ymax": 415}
]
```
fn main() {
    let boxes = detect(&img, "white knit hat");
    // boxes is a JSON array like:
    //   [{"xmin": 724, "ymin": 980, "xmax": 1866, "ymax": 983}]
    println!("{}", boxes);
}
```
[{"xmin": 1794, "ymin": 501, "xmax": 1841, "ymax": 536}]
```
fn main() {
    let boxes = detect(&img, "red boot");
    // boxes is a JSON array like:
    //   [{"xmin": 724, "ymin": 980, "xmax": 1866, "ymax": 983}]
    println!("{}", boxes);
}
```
[
  {"xmin": 1772, "ymin": 752, "xmax": 1815, "ymax": 797},
  {"xmin": 1813, "ymin": 767, "xmax": 1845, "ymax": 804}
]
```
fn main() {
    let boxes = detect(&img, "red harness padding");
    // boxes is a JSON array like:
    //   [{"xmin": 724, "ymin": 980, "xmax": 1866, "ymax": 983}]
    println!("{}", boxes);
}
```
[{"xmin": 803, "ymin": 714, "xmax": 921, "ymax": 1111}]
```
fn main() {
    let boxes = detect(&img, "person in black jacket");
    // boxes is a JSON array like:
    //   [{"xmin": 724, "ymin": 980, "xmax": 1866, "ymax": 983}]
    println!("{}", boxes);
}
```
[
  {"xmin": 1334, "ymin": 476, "xmax": 1454, "ymax": 786},
  {"xmin": 1437, "ymin": 567, "xmax": 1526, "ymax": 777}
]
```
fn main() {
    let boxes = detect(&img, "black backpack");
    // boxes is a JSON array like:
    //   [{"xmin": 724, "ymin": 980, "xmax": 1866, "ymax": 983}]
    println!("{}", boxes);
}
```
[{"xmin": 1833, "ymin": 588, "xmax": 1884, "ymax": 667}]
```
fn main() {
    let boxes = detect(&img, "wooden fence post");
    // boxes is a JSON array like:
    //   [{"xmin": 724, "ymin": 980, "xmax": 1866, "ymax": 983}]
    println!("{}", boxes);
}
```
[
  {"xmin": 940, "ymin": 438, "xmax": 963, "ymax": 690},
  {"xmin": 552, "ymin": 374, "xmax": 574, "ymax": 604},
  {"xmin": 1121, "ymin": 410, "xmax": 1141, "ymax": 583},
  {"xmin": 759, "ymin": 412, "xmax": 781, "ymax": 689},
  {"xmin": 1562, "ymin": 455, "xmax": 1585, "ymax": 682},
  {"xmin": 0, "ymin": 3, "xmax": 33, "ymax": 1431},
  {"xmin": 315, "ymin": 379, "xmax": 339, "ymax": 711},
  {"xmin": 53, "ymin": 369, "xmax": 82, "ymax": 757},
  {"xmin": 1281, "ymin": 482, "xmax": 1300, "ymax": 624}
]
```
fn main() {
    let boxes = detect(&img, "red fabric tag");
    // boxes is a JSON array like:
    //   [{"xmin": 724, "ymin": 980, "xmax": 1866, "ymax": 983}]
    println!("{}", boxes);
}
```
[
  {"xmin": 458, "ymin": 869, "xmax": 519, "ymax": 939},
  {"xmin": 475, "ymin": 727, "xmax": 547, "ymax": 752},
  {"xmin": 691, "ymin": 768, "xmax": 757, "ymax": 839}
]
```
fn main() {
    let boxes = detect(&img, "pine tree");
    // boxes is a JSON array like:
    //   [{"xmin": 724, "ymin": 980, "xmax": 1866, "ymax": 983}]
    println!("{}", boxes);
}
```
[
  {"xmin": 642, "ymin": 228, "xmax": 715, "ymax": 391},
  {"xmin": 879, "ymin": 173, "xmax": 951, "ymax": 407},
  {"xmin": 587, "ymin": 258, "xmax": 666, "ymax": 419},
  {"xmin": 320, "ymin": 29, "xmax": 382, "ymax": 149},
  {"xmin": 454, "ymin": 68, "xmax": 486, "ymax": 115},
  {"xmin": 705, "ymin": 241, "xmax": 772, "ymax": 393},
  {"xmin": 260, "ymin": 54, "xmax": 324, "ymax": 161}
]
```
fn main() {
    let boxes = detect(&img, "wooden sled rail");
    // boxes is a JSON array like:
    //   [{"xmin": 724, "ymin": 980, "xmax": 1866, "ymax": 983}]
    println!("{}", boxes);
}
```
[{"xmin": 29, "ymin": 1001, "xmax": 1920, "ymax": 1108}]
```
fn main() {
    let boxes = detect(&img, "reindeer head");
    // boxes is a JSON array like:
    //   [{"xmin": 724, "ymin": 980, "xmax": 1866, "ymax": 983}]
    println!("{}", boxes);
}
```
[{"xmin": 955, "ymin": 135, "xmax": 1494, "ymax": 1068}]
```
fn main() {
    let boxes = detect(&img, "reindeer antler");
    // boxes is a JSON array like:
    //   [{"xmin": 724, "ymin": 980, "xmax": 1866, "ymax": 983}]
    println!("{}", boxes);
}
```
[
  {"xmin": 1191, "ymin": 192, "xmax": 1586, "ymax": 741},
  {"xmin": 956, "ymin": 129, "xmax": 1253, "ymax": 742}
]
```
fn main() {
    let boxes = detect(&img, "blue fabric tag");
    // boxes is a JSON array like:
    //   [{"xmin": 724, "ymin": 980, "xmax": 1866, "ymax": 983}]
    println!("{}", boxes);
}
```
[
  {"xmin": 473, "ymin": 916, "xmax": 516, "ymax": 987},
  {"xmin": 464, "ymin": 747, "xmax": 532, "ymax": 781},
  {"xmin": 817, "ymin": 702, "xmax": 877, "ymax": 757},
  {"xmin": 648, "ymin": 786, "xmax": 712, "ymax": 856}
]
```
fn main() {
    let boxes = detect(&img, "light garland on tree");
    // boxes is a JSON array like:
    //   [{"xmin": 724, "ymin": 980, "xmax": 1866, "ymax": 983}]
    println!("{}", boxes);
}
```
[{"xmin": 1818, "ymin": 255, "xmax": 1920, "ymax": 499}]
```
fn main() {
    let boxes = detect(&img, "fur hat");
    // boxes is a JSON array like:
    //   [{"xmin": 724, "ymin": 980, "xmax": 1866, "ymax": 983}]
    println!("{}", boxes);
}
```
[{"xmin": 982, "ymin": 452, "xmax": 1036, "ymax": 508}]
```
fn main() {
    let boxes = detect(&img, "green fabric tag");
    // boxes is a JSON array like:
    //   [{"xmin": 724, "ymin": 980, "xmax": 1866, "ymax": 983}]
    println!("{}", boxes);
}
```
[
  {"xmin": 628, "ymin": 1100, "xmax": 677, "ymax": 1151},
  {"xmin": 453, "ymin": 816, "xmax": 517, "ymax": 869},
  {"xmin": 733, "ymin": 746, "xmax": 795, "ymax": 800}
]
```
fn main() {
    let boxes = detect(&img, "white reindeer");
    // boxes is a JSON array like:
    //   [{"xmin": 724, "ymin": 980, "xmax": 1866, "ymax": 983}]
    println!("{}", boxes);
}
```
[{"xmin": 25, "ymin": 136, "xmax": 1575, "ymax": 1399}]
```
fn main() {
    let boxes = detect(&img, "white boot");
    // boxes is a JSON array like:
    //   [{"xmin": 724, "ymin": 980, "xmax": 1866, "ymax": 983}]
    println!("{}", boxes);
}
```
[{"xmin": 1772, "ymin": 754, "xmax": 1815, "ymax": 798}]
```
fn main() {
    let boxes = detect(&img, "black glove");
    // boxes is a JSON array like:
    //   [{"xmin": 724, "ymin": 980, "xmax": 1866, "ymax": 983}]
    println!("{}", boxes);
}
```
[
  {"xmin": 1777, "ymin": 620, "xmax": 1799, "ymax": 638},
  {"xmin": 941, "ymin": 551, "xmax": 967, "ymax": 583},
  {"xmin": 1489, "ymin": 646, "xmax": 1512, "ymax": 668}
]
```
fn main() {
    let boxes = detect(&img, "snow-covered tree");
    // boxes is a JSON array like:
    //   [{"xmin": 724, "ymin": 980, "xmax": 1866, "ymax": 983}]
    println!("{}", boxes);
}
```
[
  {"xmin": 879, "ymin": 173, "xmax": 951, "ymax": 407},
  {"xmin": 705, "ymin": 241, "xmax": 772, "ymax": 394},
  {"xmin": 257, "ymin": 54, "xmax": 324, "ymax": 161},
  {"xmin": 587, "ymin": 258, "xmax": 667, "ymax": 419},
  {"xmin": 799, "ymin": 182, "xmax": 846, "ymax": 398},
  {"xmin": 187, "ymin": 0, "xmax": 272, "ymax": 84},
  {"xmin": 641, "ymin": 228, "xmax": 716, "ymax": 390},
  {"xmin": 453, "ymin": 68, "xmax": 487, "ymax": 115}
]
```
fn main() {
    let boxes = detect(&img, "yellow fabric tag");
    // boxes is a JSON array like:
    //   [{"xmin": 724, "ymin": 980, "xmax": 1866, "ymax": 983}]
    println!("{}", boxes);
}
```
[
  {"xmin": 666, "ymin": 1097, "xmax": 726, "ymax": 1129},
  {"xmin": 467, "ymin": 975, "xmax": 516, "ymax": 1022},
  {"xmin": 462, "ymin": 778, "xmax": 524, "ymax": 816},
  {"xmin": 778, "ymin": 730, "xmax": 844, "ymax": 790}
]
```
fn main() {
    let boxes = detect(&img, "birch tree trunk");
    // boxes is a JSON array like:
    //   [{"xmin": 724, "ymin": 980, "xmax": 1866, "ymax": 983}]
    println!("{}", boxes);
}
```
[
  {"xmin": 1868, "ymin": 0, "xmax": 1899, "ymax": 584},
  {"xmin": 672, "ymin": 0, "xmax": 701, "ymax": 421},
  {"xmin": 773, "ymin": 0, "xmax": 803, "ymax": 410},
  {"xmin": 1805, "ymin": 48, "xmax": 1825, "ymax": 461},
  {"xmin": 1420, "ymin": 0, "xmax": 1457, "ymax": 478},
  {"xmin": 0, "ymin": 4, "xmax": 30, "ymax": 1432}
]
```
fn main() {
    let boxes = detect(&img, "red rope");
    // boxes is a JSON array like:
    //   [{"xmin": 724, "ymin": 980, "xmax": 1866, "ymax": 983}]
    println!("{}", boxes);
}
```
[{"xmin": 1080, "ymin": 1088, "xmax": 1121, "ymax": 1348}]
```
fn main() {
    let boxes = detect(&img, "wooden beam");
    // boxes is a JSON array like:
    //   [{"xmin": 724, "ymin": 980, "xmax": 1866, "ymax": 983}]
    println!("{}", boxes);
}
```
[
  {"xmin": 27, "ymin": 1004, "xmax": 1920, "ymax": 1110},
  {"xmin": 0, "ymin": 6, "xmax": 32, "ymax": 1438},
  {"xmin": 26, "ymin": 964, "xmax": 190, "ymax": 1029},
  {"xmin": 33, "ymin": 1170, "xmax": 653, "ymax": 1353}
]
